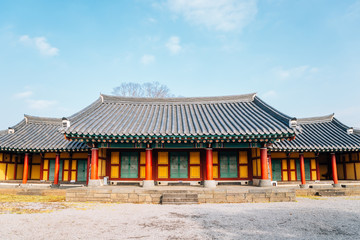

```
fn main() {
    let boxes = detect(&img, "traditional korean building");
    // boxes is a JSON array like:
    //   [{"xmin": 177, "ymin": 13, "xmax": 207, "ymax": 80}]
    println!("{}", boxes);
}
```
[
  {"xmin": 62, "ymin": 93, "xmax": 297, "ymax": 187},
  {"xmin": 270, "ymin": 114, "xmax": 360, "ymax": 186},
  {"xmin": 1, "ymin": 94, "xmax": 359, "ymax": 188},
  {"xmin": 0, "ymin": 115, "xmax": 89, "ymax": 183}
]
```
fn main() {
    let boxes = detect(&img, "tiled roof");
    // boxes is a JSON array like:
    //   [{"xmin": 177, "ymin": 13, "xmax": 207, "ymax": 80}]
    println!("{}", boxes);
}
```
[
  {"xmin": 64, "ymin": 94, "xmax": 296, "ymax": 140},
  {"xmin": 270, "ymin": 114, "xmax": 360, "ymax": 152},
  {"xmin": 0, "ymin": 115, "xmax": 88, "ymax": 152}
]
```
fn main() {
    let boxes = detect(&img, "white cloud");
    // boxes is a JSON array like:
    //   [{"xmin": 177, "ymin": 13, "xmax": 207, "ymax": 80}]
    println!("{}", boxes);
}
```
[
  {"xmin": 26, "ymin": 99, "xmax": 57, "ymax": 110},
  {"xmin": 13, "ymin": 91, "xmax": 33, "ymax": 99},
  {"xmin": 167, "ymin": 0, "xmax": 257, "ymax": 32},
  {"xmin": 273, "ymin": 65, "xmax": 319, "ymax": 80},
  {"xmin": 19, "ymin": 35, "xmax": 59, "ymax": 56},
  {"xmin": 166, "ymin": 36, "xmax": 182, "ymax": 54},
  {"xmin": 141, "ymin": 54, "xmax": 155, "ymax": 65}
]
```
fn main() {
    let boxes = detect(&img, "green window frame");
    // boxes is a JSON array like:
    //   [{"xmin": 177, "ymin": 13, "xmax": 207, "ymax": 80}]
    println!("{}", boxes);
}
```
[
  {"xmin": 219, "ymin": 152, "xmax": 238, "ymax": 178},
  {"xmin": 121, "ymin": 152, "xmax": 139, "ymax": 178},
  {"xmin": 170, "ymin": 152, "xmax": 188, "ymax": 178}
]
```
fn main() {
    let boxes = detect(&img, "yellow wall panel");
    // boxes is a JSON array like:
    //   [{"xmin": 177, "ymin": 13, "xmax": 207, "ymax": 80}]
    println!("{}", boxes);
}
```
[
  {"xmin": 102, "ymin": 160, "xmax": 106, "ymax": 176},
  {"xmin": 319, "ymin": 165, "xmax": 327, "ymax": 180},
  {"xmin": 31, "ymin": 165, "xmax": 40, "ymax": 180},
  {"xmin": 252, "ymin": 159, "xmax": 257, "ymax": 176},
  {"xmin": 98, "ymin": 159, "xmax": 102, "ymax": 177},
  {"xmin": 111, "ymin": 166, "xmax": 119, "ymax": 178},
  {"xmin": 71, "ymin": 160, "xmax": 77, "ymax": 170},
  {"xmin": 355, "ymin": 163, "xmax": 360, "ymax": 180},
  {"xmin": 71, "ymin": 171, "xmax": 77, "ymax": 181},
  {"xmin": 111, "ymin": 152, "xmax": 119, "ymax": 164},
  {"xmin": 158, "ymin": 166, "xmax": 168, "ymax": 178},
  {"xmin": 239, "ymin": 166, "xmax": 248, "ymax": 179},
  {"xmin": 190, "ymin": 166, "xmax": 200, "ymax": 178},
  {"xmin": 64, "ymin": 160, "xmax": 69, "ymax": 170},
  {"xmin": 6, "ymin": 164, "xmax": 15, "ymax": 180},
  {"xmin": 311, "ymin": 171, "xmax": 317, "ymax": 180},
  {"xmin": 271, "ymin": 152, "xmax": 287, "ymax": 158},
  {"xmin": 16, "ymin": 164, "xmax": 23, "ymax": 180},
  {"xmin": 63, "ymin": 171, "xmax": 69, "ymax": 181},
  {"xmin": 140, "ymin": 152, "xmax": 146, "ymax": 164},
  {"xmin": 239, "ymin": 151, "xmax": 248, "ymax": 164},
  {"xmin": 213, "ymin": 152, "xmax": 218, "ymax": 164},
  {"xmin": 290, "ymin": 159, "xmax": 295, "ymax": 169},
  {"xmin": 140, "ymin": 166, "xmax": 145, "ymax": 178},
  {"xmin": 43, "ymin": 160, "xmax": 49, "ymax": 170},
  {"xmin": 190, "ymin": 152, "xmax": 200, "ymax": 164},
  {"xmin": 0, "ymin": 163, "xmax": 6, "ymax": 180},
  {"xmin": 213, "ymin": 166, "xmax": 218, "ymax": 178},
  {"xmin": 344, "ymin": 154, "xmax": 350, "ymax": 162},
  {"xmin": 282, "ymin": 159, "xmax": 288, "ymax": 170},
  {"xmin": 158, "ymin": 152, "xmax": 168, "ymax": 164},
  {"xmin": 337, "ymin": 164, "xmax": 344, "ymax": 179},
  {"xmin": 290, "ymin": 171, "xmax": 296, "ymax": 181},
  {"xmin": 0, "ymin": 153, "xmax": 2, "ymax": 161},
  {"xmin": 257, "ymin": 158, "xmax": 261, "ymax": 177},
  {"xmin": 43, "ymin": 171, "xmax": 48, "ymax": 181},
  {"xmin": 282, "ymin": 171, "xmax": 288, "ymax": 181},
  {"xmin": 346, "ymin": 163, "xmax": 355, "ymax": 180},
  {"xmin": 311, "ymin": 159, "xmax": 316, "ymax": 169}
]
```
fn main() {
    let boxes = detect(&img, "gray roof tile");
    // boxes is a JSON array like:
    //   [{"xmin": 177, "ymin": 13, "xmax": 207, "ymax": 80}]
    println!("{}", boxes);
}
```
[
  {"xmin": 65, "ymin": 94, "xmax": 295, "ymax": 138},
  {"xmin": 0, "ymin": 115, "xmax": 88, "ymax": 152},
  {"xmin": 271, "ymin": 114, "xmax": 360, "ymax": 152}
]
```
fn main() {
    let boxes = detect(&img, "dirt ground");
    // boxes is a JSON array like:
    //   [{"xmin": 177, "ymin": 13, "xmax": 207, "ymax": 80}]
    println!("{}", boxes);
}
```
[{"xmin": 0, "ymin": 196, "xmax": 359, "ymax": 240}]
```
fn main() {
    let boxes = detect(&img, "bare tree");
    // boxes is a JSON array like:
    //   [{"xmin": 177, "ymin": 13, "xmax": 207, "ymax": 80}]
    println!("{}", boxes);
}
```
[{"xmin": 112, "ymin": 82, "xmax": 174, "ymax": 98}]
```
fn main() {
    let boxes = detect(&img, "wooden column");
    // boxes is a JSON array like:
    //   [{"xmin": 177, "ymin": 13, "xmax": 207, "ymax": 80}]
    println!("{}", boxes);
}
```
[
  {"xmin": 86, "ymin": 152, "xmax": 91, "ymax": 185},
  {"xmin": 91, "ymin": 148, "xmax": 99, "ymax": 180},
  {"xmin": 54, "ymin": 153, "xmax": 60, "ymax": 185},
  {"xmin": 206, "ymin": 148, "xmax": 213, "ymax": 180},
  {"xmin": 22, "ymin": 153, "xmax": 29, "ymax": 184},
  {"xmin": 331, "ymin": 153, "xmax": 338, "ymax": 185},
  {"xmin": 145, "ymin": 148, "xmax": 153, "ymax": 180},
  {"xmin": 268, "ymin": 152, "xmax": 272, "ymax": 181},
  {"xmin": 260, "ymin": 147, "xmax": 268, "ymax": 180},
  {"xmin": 299, "ymin": 153, "xmax": 306, "ymax": 185}
]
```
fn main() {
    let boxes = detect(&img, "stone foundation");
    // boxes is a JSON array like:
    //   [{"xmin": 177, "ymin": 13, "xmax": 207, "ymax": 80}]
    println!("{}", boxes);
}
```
[{"xmin": 66, "ymin": 187, "xmax": 296, "ymax": 203}]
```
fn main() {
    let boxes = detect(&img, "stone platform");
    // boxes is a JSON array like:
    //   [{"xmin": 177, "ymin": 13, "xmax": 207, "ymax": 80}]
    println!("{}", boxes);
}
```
[{"xmin": 66, "ymin": 186, "xmax": 296, "ymax": 203}]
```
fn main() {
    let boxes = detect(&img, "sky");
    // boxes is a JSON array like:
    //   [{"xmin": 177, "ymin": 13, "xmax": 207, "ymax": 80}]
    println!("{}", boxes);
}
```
[{"xmin": 0, "ymin": 0, "xmax": 360, "ymax": 129}]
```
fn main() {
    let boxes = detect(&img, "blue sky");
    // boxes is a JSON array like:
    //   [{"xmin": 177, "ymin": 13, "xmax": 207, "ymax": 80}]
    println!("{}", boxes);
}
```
[{"xmin": 0, "ymin": 0, "xmax": 359, "ymax": 129}]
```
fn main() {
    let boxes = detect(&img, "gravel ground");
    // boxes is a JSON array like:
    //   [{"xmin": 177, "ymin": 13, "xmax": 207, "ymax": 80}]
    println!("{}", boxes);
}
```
[{"xmin": 1, "ymin": 196, "xmax": 360, "ymax": 240}]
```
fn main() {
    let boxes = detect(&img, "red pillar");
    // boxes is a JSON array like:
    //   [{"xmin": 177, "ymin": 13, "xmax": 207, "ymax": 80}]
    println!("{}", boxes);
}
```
[
  {"xmin": 206, "ymin": 148, "xmax": 213, "ymax": 180},
  {"xmin": 22, "ymin": 153, "xmax": 29, "ymax": 184},
  {"xmin": 260, "ymin": 148, "xmax": 268, "ymax": 180},
  {"xmin": 145, "ymin": 148, "xmax": 153, "ymax": 180},
  {"xmin": 86, "ymin": 152, "xmax": 91, "ymax": 185},
  {"xmin": 268, "ymin": 153, "xmax": 272, "ymax": 181},
  {"xmin": 54, "ymin": 153, "xmax": 60, "ymax": 185},
  {"xmin": 299, "ymin": 153, "xmax": 306, "ymax": 185},
  {"xmin": 91, "ymin": 148, "xmax": 99, "ymax": 180},
  {"xmin": 331, "ymin": 153, "xmax": 338, "ymax": 185}
]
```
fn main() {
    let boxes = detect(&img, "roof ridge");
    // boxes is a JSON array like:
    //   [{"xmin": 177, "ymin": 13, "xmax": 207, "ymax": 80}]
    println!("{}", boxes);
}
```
[
  {"xmin": 24, "ymin": 115, "xmax": 62, "ymax": 125},
  {"xmin": 100, "ymin": 93, "xmax": 257, "ymax": 104},
  {"xmin": 297, "ymin": 113, "xmax": 335, "ymax": 124}
]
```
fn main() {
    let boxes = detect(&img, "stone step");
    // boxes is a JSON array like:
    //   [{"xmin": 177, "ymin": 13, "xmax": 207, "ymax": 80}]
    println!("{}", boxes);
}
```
[
  {"xmin": 162, "ymin": 202, "xmax": 199, "ymax": 205},
  {"xmin": 161, "ymin": 193, "xmax": 198, "ymax": 205}
]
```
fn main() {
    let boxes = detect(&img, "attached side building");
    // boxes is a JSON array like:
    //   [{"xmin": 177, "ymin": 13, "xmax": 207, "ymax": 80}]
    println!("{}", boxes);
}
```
[
  {"xmin": 0, "ymin": 115, "xmax": 89, "ymax": 183},
  {"xmin": 270, "ymin": 114, "xmax": 360, "ymax": 185}
]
